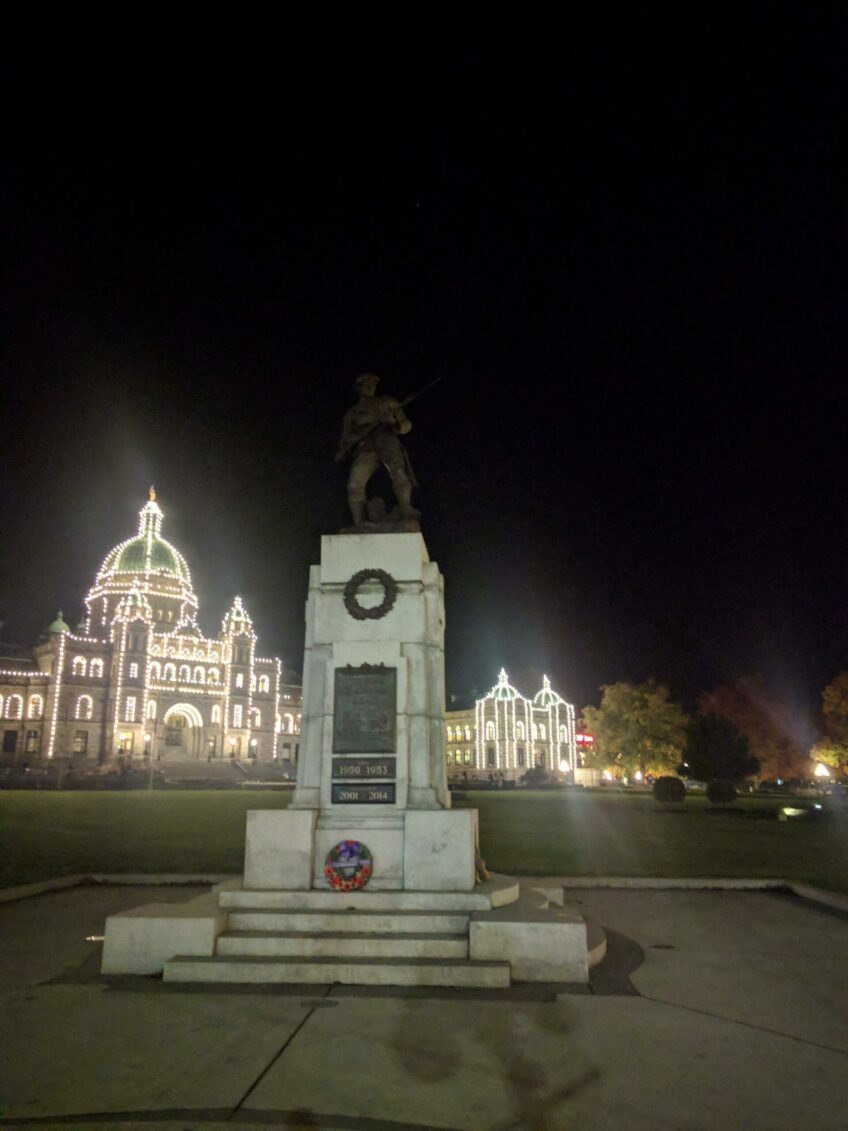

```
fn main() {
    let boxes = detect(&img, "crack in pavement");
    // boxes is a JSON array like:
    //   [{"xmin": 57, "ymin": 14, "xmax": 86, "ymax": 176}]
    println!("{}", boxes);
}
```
[
  {"xmin": 226, "ymin": 985, "xmax": 335, "ymax": 1121},
  {"xmin": 638, "ymin": 993, "xmax": 848, "ymax": 1058}
]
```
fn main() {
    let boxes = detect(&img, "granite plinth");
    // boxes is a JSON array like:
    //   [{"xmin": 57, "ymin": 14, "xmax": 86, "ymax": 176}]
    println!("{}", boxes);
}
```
[{"xmin": 101, "ymin": 893, "xmax": 225, "ymax": 975}]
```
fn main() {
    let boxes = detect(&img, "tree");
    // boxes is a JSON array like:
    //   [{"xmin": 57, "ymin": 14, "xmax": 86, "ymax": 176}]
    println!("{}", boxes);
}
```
[
  {"xmin": 810, "ymin": 673, "xmax": 848, "ymax": 773},
  {"xmin": 699, "ymin": 677, "xmax": 811, "ymax": 780},
  {"xmin": 681, "ymin": 712, "xmax": 759, "ymax": 782},
  {"xmin": 582, "ymin": 681, "xmax": 688, "ymax": 777}
]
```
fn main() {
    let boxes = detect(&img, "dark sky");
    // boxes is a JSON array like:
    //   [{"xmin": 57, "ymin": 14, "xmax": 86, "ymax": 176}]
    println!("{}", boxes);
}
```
[{"xmin": 1, "ymin": 9, "xmax": 846, "ymax": 721}]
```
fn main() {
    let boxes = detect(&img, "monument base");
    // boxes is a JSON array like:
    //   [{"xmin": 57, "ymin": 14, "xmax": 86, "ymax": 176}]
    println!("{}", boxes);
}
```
[{"xmin": 243, "ymin": 808, "xmax": 477, "ymax": 892}]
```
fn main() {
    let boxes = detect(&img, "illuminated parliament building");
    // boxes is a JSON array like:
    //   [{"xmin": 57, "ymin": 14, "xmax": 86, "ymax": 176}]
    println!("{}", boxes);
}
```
[
  {"xmin": 0, "ymin": 490, "xmax": 298, "ymax": 764},
  {"xmin": 444, "ymin": 669, "xmax": 577, "ymax": 783},
  {"xmin": 1, "ymin": 494, "xmax": 572, "ymax": 781}
]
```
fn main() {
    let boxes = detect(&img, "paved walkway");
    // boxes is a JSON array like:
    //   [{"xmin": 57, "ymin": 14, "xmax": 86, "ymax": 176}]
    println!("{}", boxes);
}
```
[{"xmin": 1, "ymin": 881, "xmax": 846, "ymax": 1129}]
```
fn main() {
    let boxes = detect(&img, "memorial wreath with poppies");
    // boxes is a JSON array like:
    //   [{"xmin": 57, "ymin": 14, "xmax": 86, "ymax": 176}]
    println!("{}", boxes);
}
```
[{"xmin": 324, "ymin": 839, "xmax": 373, "ymax": 891}]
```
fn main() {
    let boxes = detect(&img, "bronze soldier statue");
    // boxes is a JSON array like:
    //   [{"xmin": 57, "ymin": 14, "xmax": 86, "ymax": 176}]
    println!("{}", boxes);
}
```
[{"xmin": 335, "ymin": 373, "xmax": 419, "ymax": 527}]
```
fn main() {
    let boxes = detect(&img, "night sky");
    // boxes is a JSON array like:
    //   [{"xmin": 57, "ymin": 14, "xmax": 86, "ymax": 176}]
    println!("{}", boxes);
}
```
[{"xmin": 2, "ymin": 10, "xmax": 845, "ymax": 723}]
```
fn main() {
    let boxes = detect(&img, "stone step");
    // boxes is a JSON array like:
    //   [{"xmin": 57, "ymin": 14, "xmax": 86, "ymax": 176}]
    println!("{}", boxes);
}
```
[
  {"xmin": 217, "ymin": 873, "xmax": 519, "ymax": 912},
  {"xmin": 226, "ymin": 909, "xmax": 470, "ymax": 935},
  {"xmin": 216, "ymin": 930, "xmax": 469, "ymax": 960},
  {"xmin": 163, "ymin": 954, "xmax": 511, "ymax": 988}
]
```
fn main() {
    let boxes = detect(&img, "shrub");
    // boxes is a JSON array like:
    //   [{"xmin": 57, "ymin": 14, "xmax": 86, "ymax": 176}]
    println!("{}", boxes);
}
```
[
  {"xmin": 520, "ymin": 766, "xmax": 552, "ymax": 788},
  {"xmin": 653, "ymin": 776, "xmax": 686, "ymax": 804},
  {"xmin": 707, "ymin": 779, "xmax": 737, "ymax": 806}
]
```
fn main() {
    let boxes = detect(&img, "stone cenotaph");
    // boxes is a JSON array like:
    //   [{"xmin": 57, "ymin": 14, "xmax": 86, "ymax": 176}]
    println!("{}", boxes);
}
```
[{"xmin": 246, "ymin": 371, "xmax": 476, "ymax": 892}]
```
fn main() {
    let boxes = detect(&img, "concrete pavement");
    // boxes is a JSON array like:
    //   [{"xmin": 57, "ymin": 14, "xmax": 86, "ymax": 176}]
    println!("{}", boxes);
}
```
[{"xmin": 1, "ymin": 881, "xmax": 846, "ymax": 1129}]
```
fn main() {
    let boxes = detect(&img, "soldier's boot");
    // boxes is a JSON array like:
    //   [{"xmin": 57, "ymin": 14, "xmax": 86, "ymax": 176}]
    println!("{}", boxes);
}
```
[{"xmin": 395, "ymin": 486, "xmax": 420, "ymax": 521}]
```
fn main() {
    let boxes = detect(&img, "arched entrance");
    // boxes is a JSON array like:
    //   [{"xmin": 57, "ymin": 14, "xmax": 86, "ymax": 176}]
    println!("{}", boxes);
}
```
[{"xmin": 162, "ymin": 703, "xmax": 204, "ymax": 760}]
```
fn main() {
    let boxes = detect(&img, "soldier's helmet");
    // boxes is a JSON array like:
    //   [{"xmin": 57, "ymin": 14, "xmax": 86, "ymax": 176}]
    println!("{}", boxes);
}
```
[{"xmin": 354, "ymin": 373, "xmax": 380, "ymax": 391}]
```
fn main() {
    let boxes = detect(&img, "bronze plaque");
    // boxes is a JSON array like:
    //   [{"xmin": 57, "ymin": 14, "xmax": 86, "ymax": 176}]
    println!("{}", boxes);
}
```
[
  {"xmin": 332, "ymin": 782, "xmax": 396, "ymax": 804},
  {"xmin": 333, "ymin": 665, "xmax": 397, "ymax": 753},
  {"xmin": 332, "ymin": 756, "xmax": 396, "ymax": 780}
]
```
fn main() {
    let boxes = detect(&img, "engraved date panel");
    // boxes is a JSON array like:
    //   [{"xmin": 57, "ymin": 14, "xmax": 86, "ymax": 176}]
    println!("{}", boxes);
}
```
[
  {"xmin": 333, "ymin": 665, "xmax": 397, "ymax": 753},
  {"xmin": 332, "ymin": 756, "xmax": 396, "ymax": 780},
  {"xmin": 331, "ymin": 783, "xmax": 396, "ymax": 805}
]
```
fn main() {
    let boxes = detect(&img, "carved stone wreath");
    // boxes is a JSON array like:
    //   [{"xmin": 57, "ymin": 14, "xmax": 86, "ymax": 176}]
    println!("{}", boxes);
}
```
[{"xmin": 343, "ymin": 568, "xmax": 398, "ymax": 620}]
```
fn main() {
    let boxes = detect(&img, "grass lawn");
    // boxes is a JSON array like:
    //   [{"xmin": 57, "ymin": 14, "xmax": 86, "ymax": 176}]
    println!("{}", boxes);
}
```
[
  {"xmin": 454, "ymin": 790, "xmax": 848, "ymax": 893},
  {"xmin": 0, "ymin": 791, "xmax": 291, "ymax": 887},
  {"xmin": 1, "ymin": 788, "xmax": 847, "ymax": 892}
]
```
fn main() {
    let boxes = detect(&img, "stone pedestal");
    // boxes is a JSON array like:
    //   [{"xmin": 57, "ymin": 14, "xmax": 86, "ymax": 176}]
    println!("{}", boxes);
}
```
[{"xmin": 255, "ymin": 533, "xmax": 476, "ymax": 890}]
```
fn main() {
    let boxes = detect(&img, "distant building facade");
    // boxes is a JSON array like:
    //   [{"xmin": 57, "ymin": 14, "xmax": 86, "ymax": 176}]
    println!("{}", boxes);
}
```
[
  {"xmin": 0, "ymin": 490, "xmax": 299, "ymax": 764},
  {"xmin": 444, "ymin": 669, "xmax": 577, "ymax": 782}
]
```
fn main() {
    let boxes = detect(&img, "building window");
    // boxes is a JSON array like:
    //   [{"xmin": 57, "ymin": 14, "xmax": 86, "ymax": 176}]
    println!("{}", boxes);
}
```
[
  {"xmin": 207, "ymin": 737, "xmax": 217, "ymax": 757},
  {"xmin": 129, "ymin": 634, "xmax": 141, "ymax": 651},
  {"xmin": 25, "ymin": 730, "xmax": 40, "ymax": 753},
  {"xmin": 194, "ymin": 666, "xmax": 205, "ymax": 684},
  {"xmin": 72, "ymin": 730, "xmax": 88, "ymax": 755},
  {"xmin": 6, "ymin": 695, "xmax": 23, "ymax": 720},
  {"xmin": 258, "ymin": 675, "xmax": 270, "ymax": 693},
  {"xmin": 211, "ymin": 704, "xmax": 221, "ymax": 724},
  {"xmin": 250, "ymin": 708, "xmax": 261, "ymax": 727},
  {"xmin": 149, "ymin": 661, "xmax": 161, "ymax": 680},
  {"xmin": 446, "ymin": 726, "xmax": 454, "ymax": 742},
  {"xmin": 516, "ymin": 721, "xmax": 526, "ymax": 741},
  {"xmin": 283, "ymin": 712, "xmax": 294, "ymax": 734},
  {"xmin": 517, "ymin": 746, "xmax": 526, "ymax": 766},
  {"xmin": 208, "ymin": 668, "xmax": 220, "ymax": 684},
  {"xmin": 27, "ymin": 695, "xmax": 44, "ymax": 719},
  {"xmin": 128, "ymin": 663, "xmax": 139, "ymax": 679},
  {"xmin": 125, "ymin": 696, "xmax": 137, "ymax": 722},
  {"xmin": 75, "ymin": 695, "xmax": 93, "ymax": 720},
  {"xmin": 119, "ymin": 733, "xmax": 133, "ymax": 753},
  {"xmin": 486, "ymin": 746, "xmax": 495, "ymax": 767},
  {"xmin": 538, "ymin": 724, "xmax": 547, "ymax": 740},
  {"xmin": 485, "ymin": 721, "xmax": 495, "ymax": 741},
  {"xmin": 72, "ymin": 656, "xmax": 86, "ymax": 677},
  {"xmin": 3, "ymin": 730, "xmax": 17, "ymax": 754},
  {"xmin": 147, "ymin": 700, "xmax": 157, "ymax": 720},
  {"xmin": 163, "ymin": 663, "xmax": 176, "ymax": 682},
  {"xmin": 465, "ymin": 751, "xmax": 473, "ymax": 765},
  {"xmin": 465, "ymin": 726, "xmax": 472, "ymax": 742},
  {"xmin": 179, "ymin": 664, "xmax": 190, "ymax": 683},
  {"xmin": 235, "ymin": 673, "xmax": 244, "ymax": 689},
  {"xmin": 559, "ymin": 725, "xmax": 567, "ymax": 742},
  {"xmin": 90, "ymin": 658, "xmax": 104, "ymax": 678},
  {"xmin": 233, "ymin": 705, "xmax": 243, "ymax": 728}
]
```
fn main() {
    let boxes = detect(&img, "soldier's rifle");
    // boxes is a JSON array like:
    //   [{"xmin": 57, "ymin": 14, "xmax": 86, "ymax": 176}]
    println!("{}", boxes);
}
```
[{"xmin": 334, "ymin": 375, "xmax": 443, "ymax": 462}]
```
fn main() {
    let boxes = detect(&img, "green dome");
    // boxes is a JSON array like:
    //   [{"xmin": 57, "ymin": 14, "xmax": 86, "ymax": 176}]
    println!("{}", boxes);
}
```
[
  {"xmin": 97, "ymin": 493, "xmax": 192, "ymax": 586},
  {"xmin": 48, "ymin": 610, "xmax": 70, "ymax": 634},
  {"xmin": 490, "ymin": 668, "xmax": 521, "ymax": 701},
  {"xmin": 533, "ymin": 675, "xmax": 565, "ymax": 709},
  {"xmin": 112, "ymin": 537, "xmax": 184, "ymax": 577}
]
